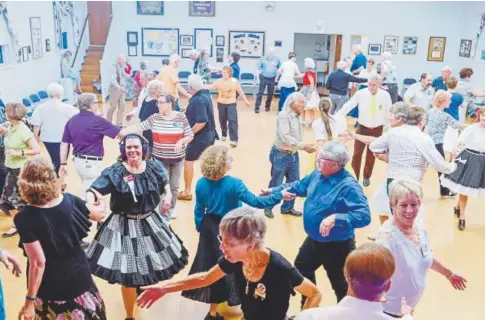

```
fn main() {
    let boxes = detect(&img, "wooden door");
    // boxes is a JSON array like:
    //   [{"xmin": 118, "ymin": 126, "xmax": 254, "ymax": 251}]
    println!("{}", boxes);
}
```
[
  {"xmin": 88, "ymin": 1, "xmax": 112, "ymax": 45},
  {"xmin": 333, "ymin": 34, "xmax": 342, "ymax": 71}
]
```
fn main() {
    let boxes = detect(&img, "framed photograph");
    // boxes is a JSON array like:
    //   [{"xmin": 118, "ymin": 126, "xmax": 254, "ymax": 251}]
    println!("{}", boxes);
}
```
[
  {"xmin": 181, "ymin": 48, "xmax": 192, "ymax": 58},
  {"xmin": 194, "ymin": 28, "xmax": 213, "ymax": 57},
  {"xmin": 427, "ymin": 36, "xmax": 446, "ymax": 62},
  {"xmin": 402, "ymin": 36, "xmax": 418, "ymax": 55},
  {"xmin": 215, "ymin": 35, "xmax": 224, "ymax": 47},
  {"xmin": 128, "ymin": 45, "xmax": 137, "ymax": 57},
  {"xmin": 189, "ymin": 1, "xmax": 216, "ymax": 17},
  {"xmin": 383, "ymin": 35, "xmax": 399, "ymax": 54},
  {"xmin": 459, "ymin": 39, "xmax": 472, "ymax": 58},
  {"xmin": 180, "ymin": 35, "xmax": 193, "ymax": 47},
  {"xmin": 45, "ymin": 39, "xmax": 50, "ymax": 52},
  {"xmin": 368, "ymin": 44, "xmax": 382, "ymax": 55},
  {"xmin": 137, "ymin": 1, "xmax": 164, "ymax": 15},
  {"xmin": 127, "ymin": 32, "xmax": 138, "ymax": 46},
  {"xmin": 141, "ymin": 28, "xmax": 179, "ymax": 56},
  {"xmin": 22, "ymin": 46, "xmax": 29, "ymax": 62},
  {"xmin": 228, "ymin": 30, "xmax": 265, "ymax": 58},
  {"xmin": 274, "ymin": 40, "xmax": 282, "ymax": 47},
  {"xmin": 30, "ymin": 17, "xmax": 43, "ymax": 59},
  {"xmin": 216, "ymin": 47, "xmax": 224, "ymax": 63}
]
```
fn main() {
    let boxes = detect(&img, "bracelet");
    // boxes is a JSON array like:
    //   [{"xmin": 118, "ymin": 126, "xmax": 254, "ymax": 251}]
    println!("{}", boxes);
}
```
[
  {"xmin": 447, "ymin": 271, "xmax": 455, "ymax": 280},
  {"xmin": 25, "ymin": 295, "xmax": 36, "ymax": 301}
]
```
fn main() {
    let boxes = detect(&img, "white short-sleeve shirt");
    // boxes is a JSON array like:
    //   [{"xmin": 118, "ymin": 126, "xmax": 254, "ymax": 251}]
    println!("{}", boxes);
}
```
[{"xmin": 31, "ymin": 99, "xmax": 79, "ymax": 143}]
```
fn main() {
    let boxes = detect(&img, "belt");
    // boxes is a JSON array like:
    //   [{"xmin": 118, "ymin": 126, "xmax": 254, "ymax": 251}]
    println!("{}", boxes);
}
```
[
  {"xmin": 273, "ymin": 145, "xmax": 297, "ymax": 154},
  {"xmin": 465, "ymin": 148, "xmax": 485, "ymax": 155},
  {"xmin": 74, "ymin": 155, "xmax": 103, "ymax": 161},
  {"xmin": 119, "ymin": 211, "xmax": 154, "ymax": 220}
]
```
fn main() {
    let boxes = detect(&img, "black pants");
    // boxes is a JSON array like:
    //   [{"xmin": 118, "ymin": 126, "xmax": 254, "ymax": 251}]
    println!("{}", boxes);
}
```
[
  {"xmin": 435, "ymin": 143, "xmax": 452, "ymax": 196},
  {"xmin": 0, "ymin": 146, "xmax": 6, "ymax": 198},
  {"xmin": 384, "ymin": 83, "xmax": 399, "ymax": 104},
  {"xmin": 295, "ymin": 236, "xmax": 356, "ymax": 306},
  {"xmin": 255, "ymin": 75, "xmax": 276, "ymax": 111},
  {"xmin": 44, "ymin": 142, "xmax": 61, "ymax": 174},
  {"xmin": 217, "ymin": 102, "xmax": 238, "ymax": 142}
]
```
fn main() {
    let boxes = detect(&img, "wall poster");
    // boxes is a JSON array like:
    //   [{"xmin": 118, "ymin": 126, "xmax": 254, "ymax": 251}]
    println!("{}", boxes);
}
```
[
  {"xmin": 228, "ymin": 30, "xmax": 265, "ymax": 58},
  {"xmin": 194, "ymin": 28, "xmax": 213, "ymax": 57},
  {"xmin": 30, "ymin": 17, "xmax": 43, "ymax": 59},
  {"xmin": 141, "ymin": 28, "xmax": 179, "ymax": 56}
]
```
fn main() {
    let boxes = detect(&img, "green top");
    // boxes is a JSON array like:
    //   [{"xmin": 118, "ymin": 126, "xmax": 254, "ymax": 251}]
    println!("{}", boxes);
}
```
[{"xmin": 4, "ymin": 122, "xmax": 33, "ymax": 169}]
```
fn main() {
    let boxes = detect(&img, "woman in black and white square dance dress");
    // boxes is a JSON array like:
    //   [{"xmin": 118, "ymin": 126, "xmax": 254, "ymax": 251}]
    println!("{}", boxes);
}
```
[
  {"xmin": 441, "ymin": 109, "xmax": 485, "ymax": 230},
  {"xmin": 85, "ymin": 133, "xmax": 189, "ymax": 320}
]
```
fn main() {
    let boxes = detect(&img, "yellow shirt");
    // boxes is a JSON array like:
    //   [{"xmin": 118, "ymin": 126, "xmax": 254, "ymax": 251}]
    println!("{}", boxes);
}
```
[
  {"xmin": 5, "ymin": 122, "xmax": 33, "ymax": 169},
  {"xmin": 214, "ymin": 78, "xmax": 238, "ymax": 104},
  {"xmin": 157, "ymin": 65, "xmax": 179, "ymax": 98}
]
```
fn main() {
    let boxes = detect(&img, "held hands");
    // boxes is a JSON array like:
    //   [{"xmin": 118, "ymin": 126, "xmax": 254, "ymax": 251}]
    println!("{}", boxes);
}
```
[
  {"xmin": 18, "ymin": 301, "xmax": 35, "ymax": 320},
  {"xmin": 319, "ymin": 214, "xmax": 336, "ymax": 237},
  {"xmin": 281, "ymin": 188, "xmax": 296, "ymax": 201},
  {"xmin": 0, "ymin": 249, "xmax": 22, "ymax": 277},
  {"xmin": 260, "ymin": 188, "xmax": 272, "ymax": 196},
  {"xmin": 137, "ymin": 285, "xmax": 168, "ymax": 309},
  {"xmin": 303, "ymin": 144, "xmax": 316, "ymax": 154},
  {"xmin": 86, "ymin": 189, "xmax": 106, "ymax": 213},
  {"xmin": 161, "ymin": 194, "xmax": 171, "ymax": 214},
  {"xmin": 448, "ymin": 273, "xmax": 467, "ymax": 290},
  {"xmin": 126, "ymin": 113, "xmax": 134, "ymax": 122},
  {"xmin": 338, "ymin": 130, "xmax": 354, "ymax": 142}
]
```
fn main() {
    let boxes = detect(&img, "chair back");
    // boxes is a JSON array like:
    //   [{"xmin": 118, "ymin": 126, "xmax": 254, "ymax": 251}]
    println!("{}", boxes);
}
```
[
  {"xmin": 29, "ymin": 94, "xmax": 41, "ymax": 104},
  {"xmin": 37, "ymin": 90, "xmax": 48, "ymax": 100}
]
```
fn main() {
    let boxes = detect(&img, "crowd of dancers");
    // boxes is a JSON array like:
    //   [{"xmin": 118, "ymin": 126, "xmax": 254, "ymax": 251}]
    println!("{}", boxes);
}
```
[{"xmin": 0, "ymin": 47, "xmax": 483, "ymax": 320}]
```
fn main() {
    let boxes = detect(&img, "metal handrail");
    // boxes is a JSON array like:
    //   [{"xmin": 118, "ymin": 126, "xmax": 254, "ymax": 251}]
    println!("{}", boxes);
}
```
[{"xmin": 71, "ymin": 14, "xmax": 89, "ymax": 68}]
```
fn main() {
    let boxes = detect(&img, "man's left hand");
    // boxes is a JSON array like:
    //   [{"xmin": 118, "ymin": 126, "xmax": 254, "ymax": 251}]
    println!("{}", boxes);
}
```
[{"xmin": 319, "ymin": 214, "xmax": 336, "ymax": 237}]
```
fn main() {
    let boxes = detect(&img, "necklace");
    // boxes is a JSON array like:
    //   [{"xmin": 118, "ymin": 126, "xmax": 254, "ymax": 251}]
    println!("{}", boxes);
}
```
[{"xmin": 243, "ymin": 257, "xmax": 259, "ymax": 295}]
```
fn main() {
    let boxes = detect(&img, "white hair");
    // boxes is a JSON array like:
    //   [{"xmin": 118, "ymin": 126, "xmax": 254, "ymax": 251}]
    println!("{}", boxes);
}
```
[
  {"xmin": 146, "ymin": 80, "xmax": 164, "ymax": 96},
  {"xmin": 353, "ymin": 44, "xmax": 362, "ymax": 52},
  {"xmin": 337, "ymin": 60, "xmax": 347, "ymax": 70},
  {"xmin": 368, "ymin": 74, "xmax": 382, "ymax": 83},
  {"xmin": 441, "ymin": 66, "xmax": 452, "ymax": 72},
  {"xmin": 188, "ymin": 74, "xmax": 204, "ymax": 91},
  {"xmin": 189, "ymin": 49, "xmax": 199, "ymax": 57},
  {"xmin": 389, "ymin": 177, "xmax": 423, "ymax": 207},
  {"xmin": 267, "ymin": 46, "xmax": 276, "ymax": 55},
  {"xmin": 319, "ymin": 141, "xmax": 351, "ymax": 167},
  {"xmin": 382, "ymin": 51, "xmax": 392, "ymax": 60},
  {"xmin": 284, "ymin": 92, "xmax": 305, "ymax": 113},
  {"xmin": 304, "ymin": 57, "xmax": 315, "ymax": 70},
  {"xmin": 47, "ymin": 83, "xmax": 64, "ymax": 98},
  {"xmin": 170, "ymin": 53, "xmax": 181, "ymax": 64}
]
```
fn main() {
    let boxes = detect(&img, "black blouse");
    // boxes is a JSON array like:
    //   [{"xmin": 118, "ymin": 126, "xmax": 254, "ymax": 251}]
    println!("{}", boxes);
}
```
[
  {"xmin": 218, "ymin": 249, "xmax": 304, "ymax": 320},
  {"xmin": 14, "ymin": 193, "xmax": 94, "ymax": 300},
  {"xmin": 90, "ymin": 159, "xmax": 168, "ymax": 214}
]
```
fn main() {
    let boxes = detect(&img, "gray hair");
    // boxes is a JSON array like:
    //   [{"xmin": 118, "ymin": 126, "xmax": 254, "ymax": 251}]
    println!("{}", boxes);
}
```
[
  {"xmin": 140, "ymin": 60, "xmax": 148, "ymax": 70},
  {"xmin": 382, "ymin": 51, "xmax": 392, "ymax": 60},
  {"xmin": 319, "ymin": 141, "xmax": 351, "ymax": 167},
  {"xmin": 389, "ymin": 102, "xmax": 410, "ymax": 124},
  {"xmin": 304, "ymin": 57, "xmax": 315, "ymax": 70},
  {"xmin": 389, "ymin": 177, "xmax": 423, "ymax": 208},
  {"xmin": 77, "ymin": 93, "xmax": 97, "ymax": 111},
  {"xmin": 170, "ymin": 53, "xmax": 181, "ymax": 64},
  {"xmin": 283, "ymin": 92, "xmax": 305, "ymax": 113},
  {"xmin": 441, "ymin": 65, "xmax": 452, "ymax": 72},
  {"xmin": 352, "ymin": 44, "xmax": 362, "ymax": 52},
  {"xmin": 189, "ymin": 49, "xmax": 199, "ymax": 57},
  {"xmin": 146, "ymin": 80, "xmax": 164, "ymax": 96},
  {"xmin": 188, "ymin": 74, "xmax": 204, "ymax": 91},
  {"xmin": 219, "ymin": 206, "xmax": 267, "ymax": 248},
  {"xmin": 337, "ymin": 60, "xmax": 347, "ymax": 70},
  {"xmin": 368, "ymin": 74, "xmax": 382, "ymax": 83},
  {"xmin": 47, "ymin": 83, "xmax": 64, "ymax": 98},
  {"xmin": 406, "ymin": 106, "xmax": 426, "ymax": 125}
]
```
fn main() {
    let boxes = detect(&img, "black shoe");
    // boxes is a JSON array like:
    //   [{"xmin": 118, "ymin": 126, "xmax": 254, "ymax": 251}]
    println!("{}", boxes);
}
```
[
  {"xmin": 254, "ymin": 109, "xmax": 260, "ymax": 113},
  {"xmin": 125, "ymin": 318, "xmax": 136, "ymax": 320},
  {"xmin": 458, "ymin": 219, "xmax": 466, "ymax": 231},
  {"xmin": 281, "ymin": 208, "xmax": 302, "ymax": 217},
  {"xmin": 265, "ymin": 108, "xmax": 270, "ymax": 112},
  {"xmin": 2, "ymin": 227, "xmax": 18, "ymax": 238},
  {"xmin": 204, "ymin": 313, "xmax": 224, "ymax": 320},
  {"xmin": 363, "ymin": 179, "xmax": 370, "ymax": 187},
  {"xmin": 81, "ymin": 241, "xmax": 90, "ymax": 249},
  {"xmin": 454, "ymin": 207, "xmax": 460, "ymax": 218},
  {"xmin": 264, "ymin": 208, "xmax": 274, "ymax": 219}
]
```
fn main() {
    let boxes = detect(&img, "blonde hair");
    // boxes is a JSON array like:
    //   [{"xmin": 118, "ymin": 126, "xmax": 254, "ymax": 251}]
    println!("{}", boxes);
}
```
[
  {"xmin": 6, "ymin": 103, "xmax": 27, "ymax": 120},
  {"xmin": 146, "ymin": 80, "xmax": 164, "ymax": 96},
  {"xmin": 19, "ymin": 157, "xmax": 58, "ymax": 205},
  {"xmin": 200, "ymin": 145, "xmax": 229, "ymax": 180},
  {"xmin": 318, "ymin": 98, "xmax": 333, "ymax": 140},
  {"xmin": 389, "ymin": 177, "xmax": 423, "ymax": 207},
  {"xmin": 220, "ymin": 206, "xmax": 267, "ymax": 248},
  {"xmin": 222, "ymin": 66, "xmax": 233, "ymax": 77},
  {"xmin": 433, "ymin": 90, "xmax": 450, "ymax": 108}
]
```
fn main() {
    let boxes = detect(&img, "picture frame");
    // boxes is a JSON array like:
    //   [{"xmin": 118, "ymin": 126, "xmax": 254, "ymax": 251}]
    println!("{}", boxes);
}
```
[
  {"xmin": 30, "ymin": 17, "xmax": 43, "ymax": 59},
  {"xmin": 216, "ymin": 47, "xmax": 224, "ymax": 62},
  {"xmin": 22, "ymin": 46, "xmax": 29, "ymax": 62},
  {"xmin": 180, "ymin": 35, "xmax": 193, "ymax": 47},
  {"xmin": 216, "ymin": 35, "xmax": 225, "ymax": 47},
  {"xmin": 128, "ymin": 45, "xmax": 138, "ymax": 57},
  {"xmin": 141, "ymin": 27, "xmax": 179, "ymax": 57},
  {"xmin": 383, "ymin": 35, "xmax": 399, "ymax": 54},
  {"xmin": 189, "ymin": 1, "xmax": 216, "ymax": 17},
  {"xmin": 127, "ymin": 31, "xmax": 138, "ymax": 46},
  {"xmin": 274, "ymin": 40, "xmax": 282, "ymax": 47},
  {"xmin": 194, "ymin": 28, "xmax": 213, "ymax": 57},
  {"xmin": 181, "ymin": 48, "xmax": 192, "ymax": 58},
  {"xmin": 368, "ymin": 44, "xmax": 382, "ymax": 55},
  {"xmin": 427, "ymin": 36, "xmax": 446, "ymax": 62},
  {"xmin": 402, "ymin": 36, "xmax": 418, "ymax": 55},
  {"xmin": 45, "ymin": 39, "xmax": 51, "ymax": 52},
  {"xmin": 137, "ymin": 1, "xmax": 164, "ymax": 15},
  {"xmin": 459, "ymin": 39, "xmax": 472, "ymax": 58},
  {"xmin": 228, "ymin": 30, "xmax": 265, "ymax": 58}
]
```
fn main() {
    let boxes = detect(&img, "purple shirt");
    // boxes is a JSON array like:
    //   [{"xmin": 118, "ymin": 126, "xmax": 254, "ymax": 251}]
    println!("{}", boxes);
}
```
[{"xmin": 62, "ymin": 111, "xmax": 120, "ymax": 157}]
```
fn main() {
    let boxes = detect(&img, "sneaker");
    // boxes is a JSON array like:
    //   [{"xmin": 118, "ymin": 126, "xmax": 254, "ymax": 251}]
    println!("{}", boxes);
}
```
[
  {"xmin": 254, "ymin": 109, "xmax": 260, "ymax": 114},
  {"xmin": 170, "ymin": 209, "xmax": 177, "ymax": 219},
  {"xmin": 204, "ymin": 312, "xmax": 224, "ymax": 320},
  {"xmin": 230, "ymin": 141, "xmax": 238, "ymax": 148},
  {"xmin": 264, "ymin": 208, "xmax": 274, "ymax": 219},
  {"xmin": 221, "ymin": 137, "xmax": 227, "ymax": 141},
  {"xmin": 281, "ymin": 209, "xmax": 302, "ymax": 217},
  {"xmin": 363, "ymin": 179, "xmax": 371, "ymax": 187}
]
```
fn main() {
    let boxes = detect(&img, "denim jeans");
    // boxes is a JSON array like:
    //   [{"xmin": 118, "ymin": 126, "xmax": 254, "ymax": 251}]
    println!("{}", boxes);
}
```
[
  {"xmin": 278, "ymin": 87, "xmax": 296, "ymax": 112},
  {"xmin": 268, "ymin": 146, "xmax": 299, "ymax": 211}
]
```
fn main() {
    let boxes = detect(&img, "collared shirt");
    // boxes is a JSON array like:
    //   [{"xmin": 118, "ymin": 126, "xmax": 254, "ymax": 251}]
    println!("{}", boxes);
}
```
[
  {"xmin": 369, "ymin": 125, "xmax": 457, "ymax": 181},
  {"xmin": 338, "ymin": 88, "xmax": 392, "ymax": 128},
  {"xmin": 230, "ymin": 62, "xmax": 240, "ymax": 79},
  {"xmin": 427, "ymin": 108, "xmax": 461, "ymax": 144},
  {"xmin": 294, "ymin": 296, "xmax": 414, "ymax": 320},
  {"xmin": 186, "ymin": 89, "xmax": 217, "ymax": 141},
  {"xmin": 62, "ymin": 110, "xmax": 121, "ymax": 157},
  {"xmin": 31, "ymin": 99, "xmax": 79, "ymax": 143},
  {"xmin": 445, "ymin": 92, "xmax": 464, "ymax": 121},
  {"xmin": 404, "ymin": 82, "xmax": 434, "ymax": 111},
  {"xmin": 432, "ymin": 76, "xmax": 447, "ymax": 91},
  {"xmin": 380, "ymin": 61, "xmax": 397, "ymax": 84},
  {"xmin": 325, "ymin": 70, "xmax": 367, "ymax": 96},
  {"xmin": 350, "ymin": 53, "xmax": 367, "ymax": 73},
  {"xmin": 273, "ymin": 109, "xmax": 304, "ymax": 152},
  {"xmin": 258, "ymin": 55, "xmax": 281, "ymax": 78},
  {"xmin": 158, "ymin": 65, "xmax": 180, "ymax": 98},
  {"xmin": 273, "ymin": 169, "xmax": 370, "ymax": 242},
  {"xmin": 457, "ymin": 123, "xmax": 485, "ymax": 152},
  {"xmin": 456, "ymin": 79, "xmax": 475, "ymax": 107},
  {"xmin": 110, "ymin": 63, "xmax": 127, "ymax": 90}
]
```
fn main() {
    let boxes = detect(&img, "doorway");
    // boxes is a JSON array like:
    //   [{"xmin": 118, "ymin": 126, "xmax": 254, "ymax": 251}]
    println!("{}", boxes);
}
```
[{"xmin": 88, "ymin": 1, "xmax": 112, "ymax": 46}]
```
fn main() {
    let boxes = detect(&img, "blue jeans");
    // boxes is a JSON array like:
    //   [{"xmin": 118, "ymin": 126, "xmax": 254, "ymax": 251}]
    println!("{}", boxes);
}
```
[
  {"xmin": 278, "ymin": 87, "xmax": 296, "ymax": 112},
  {"xmin": 268, "ymin": 146, "xmax": 300, "ymax": 211},
  {"xmin": 175, "ymin": 99, "xmax": 181, "ymax": 111}
]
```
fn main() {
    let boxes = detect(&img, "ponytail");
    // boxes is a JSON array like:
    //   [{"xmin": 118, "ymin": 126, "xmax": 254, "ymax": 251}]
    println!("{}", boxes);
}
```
[{"xmin": 318, "ymin": 98, "xmax": 333, "ymax": 140}]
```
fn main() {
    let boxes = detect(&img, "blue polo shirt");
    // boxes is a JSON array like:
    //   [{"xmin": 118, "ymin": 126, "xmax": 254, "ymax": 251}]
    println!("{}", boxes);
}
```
[
  {"xmin": 258, "ymin": 56, "xmax": 281, "ymax": 78},
  {"xmin": 272, "ymin": 169, "xmax": 370, "ymax": 242},
  {"xmin": 231, "ymin": 62, "xmax": 240, "ymax": 80},
  {"xmin": 432, "ymin": 76, "xmax": 447, "ymax": 91},
  {"xmin": 350, "ymin": 53, "xmax": 367, "ymax": 73},
  {"xmin": 445, "ymin": 92, "xmax": 464, "ymax": 121}
]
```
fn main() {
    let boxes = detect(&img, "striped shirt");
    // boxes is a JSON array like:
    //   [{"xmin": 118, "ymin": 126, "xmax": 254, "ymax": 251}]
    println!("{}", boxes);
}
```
[{"xmin": 140, "ymin": 112, "xmax": 193, "ymax": 163}]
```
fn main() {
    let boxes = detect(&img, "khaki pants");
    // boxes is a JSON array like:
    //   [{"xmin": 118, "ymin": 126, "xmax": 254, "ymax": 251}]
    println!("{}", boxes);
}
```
[
  {"xmin": 74, "ymin": 157, "xmax": 103, "ymax": 196},
  {"xmin": 107, "ymin": 86, "xmax": 126, "ymax": 126}
]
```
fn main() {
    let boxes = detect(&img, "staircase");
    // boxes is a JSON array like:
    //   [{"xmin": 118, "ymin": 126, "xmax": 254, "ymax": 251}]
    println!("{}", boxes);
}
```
[{"xmin": 80, "ymin": 46, "xmax": 104, "ymax": 100}]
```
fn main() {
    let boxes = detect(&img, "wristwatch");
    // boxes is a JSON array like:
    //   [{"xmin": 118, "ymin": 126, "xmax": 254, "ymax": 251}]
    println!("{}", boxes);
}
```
[
  {"xmin": 21, "ymin": 150, "xmax": 24, "ymax": 157},
  {"xmin": 60, "ymin": 163, "xmax": 67, "ymax": 166}
]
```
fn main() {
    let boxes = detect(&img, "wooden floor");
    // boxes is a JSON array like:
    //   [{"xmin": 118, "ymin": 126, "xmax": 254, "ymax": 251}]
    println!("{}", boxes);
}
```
[{"xmin": 0, "ymin": 97, "xmax": 484, "ymax": 320}]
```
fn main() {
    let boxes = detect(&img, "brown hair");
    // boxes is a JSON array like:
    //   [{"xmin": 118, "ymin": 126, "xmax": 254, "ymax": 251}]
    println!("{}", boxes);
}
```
[
  {"xmin": 406, "ymin": 106, "xmax": 426, "ymax": 125},
  {"xmin": 459, "ymin": 67, "xmax": 473, "ymax": 79},
  {"xmin": 344, "ymin": 243, "xmax": 395, "ymax": 301},
  {"xmin": 446, "ymin": 77, "xmax": 458, "ymax": 90},
  {"xmin": 318, "ymin": 98, "xmax": 333, "ymax": 140},
  {"xmin": 367, "ymin": 58, "xmax": 375, "ymax": 65},
  {"xmin": 200, "ymin": 145, "xmax": 229, "ymax": 180},
  {"xmin": 5, "ymin": 103, "xmax": 27, "ymax": 121},
  {"xmin": 19, "ymin": 157, "xmax": 58, "ymax": 205},
  {"xmin": 222, "ymin": 66, "xmax": 233, "ymax": 77}
]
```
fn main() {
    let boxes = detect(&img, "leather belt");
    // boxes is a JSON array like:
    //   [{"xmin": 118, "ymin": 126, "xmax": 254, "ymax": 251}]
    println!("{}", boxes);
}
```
[
  {"xmin": 273, "ymin": 145, "xmax": 297, "ymax": 154},
  {"xmin": 119, "ymin": 211, "xmax": 154, "ymax": 220},
  {"xmin": 74, "ymin": 155, "xmax": 103, "ymax": 161}
]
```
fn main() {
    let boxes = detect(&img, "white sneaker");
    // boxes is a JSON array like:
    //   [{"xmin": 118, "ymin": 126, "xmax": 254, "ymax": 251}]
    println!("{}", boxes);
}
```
[
  {"xmin": 170, "ymin": 209, "xmax": 177, "ymax": 219},
  {"xmin": 230, "ymin": 141, "xmax": 237, "ymax": 147},
  {"xmin": 221, "ymin": 137, "xmax": 227, "ymax": 141}
]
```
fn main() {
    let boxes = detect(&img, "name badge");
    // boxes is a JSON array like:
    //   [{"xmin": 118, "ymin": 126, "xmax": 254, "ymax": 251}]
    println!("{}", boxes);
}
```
[
  {"xmin": 421, "ymin": 243, "xmax": 431, "ymax": 257},
  {"xmin": 253, "ymin": 283, "xmax": 266, "ymax": 301},
  {"xmin": 173, "ymin": 122, "xmax": 182, "ymax": 128}
]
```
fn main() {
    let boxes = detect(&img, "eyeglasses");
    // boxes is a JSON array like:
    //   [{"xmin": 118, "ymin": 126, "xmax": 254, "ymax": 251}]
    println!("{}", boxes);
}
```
[
  {"xmin": 317, "ymin": 158, "xmax": 339, "ymax": 165},
  {"xmin": 217, "ymin": 234, "xmax": 241, "ymax": 249}
]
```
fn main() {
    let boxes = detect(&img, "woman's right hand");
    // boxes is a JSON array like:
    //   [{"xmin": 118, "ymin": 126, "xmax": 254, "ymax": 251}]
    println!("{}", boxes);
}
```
[
  {"xmin": 0, "ymin": 249, "xmax": 22, "ymax": 277},
  {"xmin": 137, "ymin": 285, "xmax": 168, "ymax": 309}
]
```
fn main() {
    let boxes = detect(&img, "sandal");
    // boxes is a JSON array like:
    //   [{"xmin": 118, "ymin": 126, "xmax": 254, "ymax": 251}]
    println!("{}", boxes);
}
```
[
  {"xmin": 177, "ymin": 191, "xmax": 193, "ymax": 201},
  {"xmin": 2, "ymin": 227, "xmax": 18, "ymax": 238}
]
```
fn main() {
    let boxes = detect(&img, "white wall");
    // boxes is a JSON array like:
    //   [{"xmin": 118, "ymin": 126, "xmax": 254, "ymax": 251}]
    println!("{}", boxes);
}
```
[
  {"xmin": 103, "ymin": 1, "xmax": 485, "ymax": 94},
  {"xmin": 0, "ymin": 1, "xmax": 88, "ymax": 103}
]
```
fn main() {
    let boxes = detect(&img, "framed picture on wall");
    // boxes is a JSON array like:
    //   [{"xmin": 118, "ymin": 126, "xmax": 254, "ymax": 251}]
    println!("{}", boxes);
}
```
[
  {"xmin": 427, "ymin": 36, "xmax": 446, "ymax": 62},
  {"xmin": 127, "ymin": 32, "xmax": 138, "ymax": 46},
  {"xmin": 383, "ymin": 35, "xmax": 399, "ymax": 54},
  {"xmin": 128, "ymin": 46, "xmax": 137, "ymax": 57},
  {"xmin": 180, "ymin": 35, "xmax": 193, "ymax": 46},
  {"xmin": 181, "ymin": 48, "xmax": 192, "ymax": 58},
  {"xmin": 45, "ymin": 39, "xmax": 51, "ymax": 52},
  {"xmin": 216, "ymin": 47, "xmax": 224, "ymax": 62},
  {"xmin": 30, "ymin": 17, "xmax": 43, "ymax": 59},
  {"xmin": 228, "ymin": 30, "xmax": 265, "ymax": 58},
  {"xmin": 141, "ymin": 28, "xmax": 179, "ymax": 56},
  {"xmin": 22, "ymin": 46, "xmax": 29, "ymax": 62},
  {"xmin": 189, "ymin": 1, "xmax": 216, "ymax": 17},
  {"xmin": 368, "ymin": 44, "xmax": 382, "ymax": 55},
  {"xmin": 402, "ymin": 36, "xmax": 418, "ymax": 55},
  {"xmin": 459, "ymin": 39, "xmax": 472, "ymax": 58},
  {"xmin": 194, "ymin": 28, "xmax": 213, "ymax": 57},
  {"xmin": 137, "ymin": 1, "xmax": 164, "ymax": 15},
  {"xmin": 216, "ymin": 35, "xmax": 224, "ymax": 46}
]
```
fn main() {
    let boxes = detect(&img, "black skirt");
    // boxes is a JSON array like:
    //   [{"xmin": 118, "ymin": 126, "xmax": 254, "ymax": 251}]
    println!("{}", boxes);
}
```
[
  {"xmin": 441, "ymin": 148, "xmax": 485, "ymax": 197},
  {"xmin": 181, "ymin": 214, "xmax": 240, "ymax": 306}
]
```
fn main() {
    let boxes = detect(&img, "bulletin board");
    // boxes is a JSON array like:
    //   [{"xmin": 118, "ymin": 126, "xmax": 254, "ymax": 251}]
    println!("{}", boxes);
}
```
[
  {"xmin": 228, "ymin": 31, "xmax": 265, "ymax": 58},
  {"xmin": 141, "ymin": 28, "xmax": 179, "ymax": 57},
  {"xmin": 30, "ymin": 17, "xmax": 43, "ymax": 60},
  {"xmin": 194, "ymin": 28, "xmax": 213, "ymax": 57}
]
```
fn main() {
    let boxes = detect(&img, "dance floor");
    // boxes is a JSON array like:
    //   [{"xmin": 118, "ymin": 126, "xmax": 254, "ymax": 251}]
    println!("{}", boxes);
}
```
[{"xmin": 0, "ymin": 96, "xmax": 484, "ymax": 319}]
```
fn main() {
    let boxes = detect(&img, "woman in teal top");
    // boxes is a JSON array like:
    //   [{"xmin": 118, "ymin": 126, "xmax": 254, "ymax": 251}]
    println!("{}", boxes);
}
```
[{"xmin": 182, "ymin": 145, "xmax": 294, "ymax": 320}]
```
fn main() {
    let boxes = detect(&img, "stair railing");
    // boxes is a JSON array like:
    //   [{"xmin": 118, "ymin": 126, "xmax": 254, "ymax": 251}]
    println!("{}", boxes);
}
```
[{"xmin": 71, "ymin": 14, "xmax": 89, "ymax": 68}]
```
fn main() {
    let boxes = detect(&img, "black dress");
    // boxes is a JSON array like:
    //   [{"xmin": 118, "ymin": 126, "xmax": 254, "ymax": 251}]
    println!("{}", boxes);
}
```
[
  {"xmin": 218, "ymin": 249, "xmax": 304, "ymax": 320},
  {"xmin": 86, "ymin": 159, "xmax": 189, "ymax": 287},
  {"xmin": 139, "ymin": 98, "xmax": 159, "ymax": 148},
  {"xmin": 14, "ymin": 193, "xmax": 106, "ymax": 319}
]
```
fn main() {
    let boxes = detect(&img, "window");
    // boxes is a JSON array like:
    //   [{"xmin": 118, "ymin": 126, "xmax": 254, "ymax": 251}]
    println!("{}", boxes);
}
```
[
  {"xmin": 62, "ymin": 32, "xmax": 68, "ymax": 50},
  {"xmin": 0, "ymin": 46, "xmax": 4, "ymax": 65}
]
